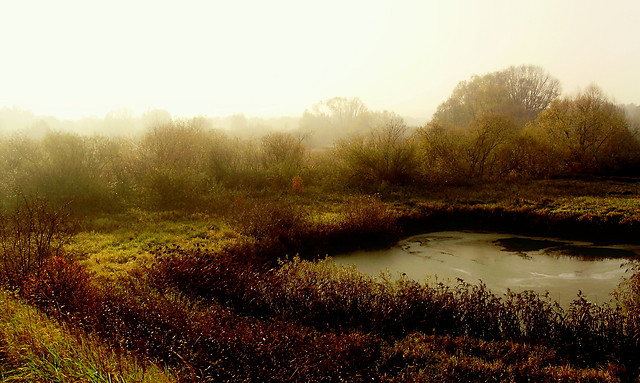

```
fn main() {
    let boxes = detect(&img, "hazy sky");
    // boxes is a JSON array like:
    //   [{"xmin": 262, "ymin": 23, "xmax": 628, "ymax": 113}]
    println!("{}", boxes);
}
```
[{"xmin": 1, "ymin": 0, "xmax": 639, "ymax": 121}]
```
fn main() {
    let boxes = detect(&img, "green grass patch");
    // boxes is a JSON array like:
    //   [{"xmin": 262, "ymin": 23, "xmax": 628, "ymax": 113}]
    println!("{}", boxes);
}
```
[
  {"xmin": 0, "ymin": 291, "xmax": 175, "ymax": 383},
  {"xmin": 68, "ymin": 209, "xmax": 240, "ymax": 279}
]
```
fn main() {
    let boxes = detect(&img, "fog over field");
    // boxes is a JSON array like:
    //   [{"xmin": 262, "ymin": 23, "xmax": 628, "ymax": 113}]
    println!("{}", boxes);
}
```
[{"xmin": 1, "ymin": 0, "xmax": 638, "ymax": 126}]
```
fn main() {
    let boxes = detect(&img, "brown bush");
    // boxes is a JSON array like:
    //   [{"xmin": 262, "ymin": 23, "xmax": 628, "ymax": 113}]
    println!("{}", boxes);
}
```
[{"xmin": 22, "ymin": 256, "xmax": 98, "ymax": 324}]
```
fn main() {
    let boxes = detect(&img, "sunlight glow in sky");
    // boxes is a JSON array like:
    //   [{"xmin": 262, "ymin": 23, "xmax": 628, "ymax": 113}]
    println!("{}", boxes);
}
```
[{"xmin": 1, "ymin": 0, "xmax": 639, "ymax": 121}]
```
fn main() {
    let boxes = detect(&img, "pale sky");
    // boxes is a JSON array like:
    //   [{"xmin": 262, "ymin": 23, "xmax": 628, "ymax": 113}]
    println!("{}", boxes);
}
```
[{"xmin": 1, "ymin": 0, "xmax": 639, "ymax": 121}]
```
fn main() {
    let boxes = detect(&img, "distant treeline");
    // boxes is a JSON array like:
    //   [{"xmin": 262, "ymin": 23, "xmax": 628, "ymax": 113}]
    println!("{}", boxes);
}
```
[
  {"xmin": 0, "ymin": 107, "xmax": 300, "ymax": 139},
  {"xmin": 1, "ymin": 65, "xmax": 639, "ymax": 215}
]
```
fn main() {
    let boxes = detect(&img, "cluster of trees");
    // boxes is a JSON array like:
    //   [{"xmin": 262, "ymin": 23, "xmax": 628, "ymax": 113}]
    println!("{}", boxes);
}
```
[
  {"xmin": 420, "ymin": 90, "xmax": 637, "ymax": 181},
  {"xmin": 0, "ymin": 65, "xmax": 638, "ymax": 214},
  {"xmin": 418, "ymin": 66, "xmax": 639, "ymax": 182},
  {"xmin": 298, "ymin": 66, "xmax": 639, "ymax": 186},
  {"xmin": 0, "ymin": 120, "xmax": 313, "ymax": 214}
]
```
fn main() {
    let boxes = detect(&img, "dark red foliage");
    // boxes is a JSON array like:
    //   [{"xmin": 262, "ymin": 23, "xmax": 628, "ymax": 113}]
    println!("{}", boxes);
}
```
[
  {"xmin": 22, "ymin": 257, "xmax": 382, "ymax": 382},
  {"xmin": 22, "ymin": 256, "xmax": 98, "ymax": 325}
]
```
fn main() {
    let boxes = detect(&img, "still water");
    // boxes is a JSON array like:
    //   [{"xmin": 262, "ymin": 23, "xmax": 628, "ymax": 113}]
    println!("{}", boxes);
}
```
[{"xmin": 333, "ymin": 231, "xmax": 640, "ymax": 306}]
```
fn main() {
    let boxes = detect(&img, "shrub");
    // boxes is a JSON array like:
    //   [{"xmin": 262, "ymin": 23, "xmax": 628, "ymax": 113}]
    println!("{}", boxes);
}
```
[
  {"xmin": 228, "ymin": 198, "xmax": 309, "ymax": 242},
  {"xmin": 336, "ymin": 116, "xmax": 418, "ymax": 188},
  {"xmin": 260, "ymin": 132, "xmax": 306, "ymax": 188},
  {"xmin": 0, "ymin": 197, "xmax": 76, "ymax": 289},
  {"xmin": 379, "ymin": 333, "xmax": 621, "ymax": 383},
  {"xmin": 319, "ymin": 195, "xmax": 401, "ymax": 252},
  {"xmin": 21, "ymin": 256, "xmax": 98, "ymax": 324},
  {"xmin": 227, "ymin": 197, "xmax": 311, "ymax": 260},
  {"xmin": 135, "ymin": 120, "xmax": 218, "ymax": 210}
]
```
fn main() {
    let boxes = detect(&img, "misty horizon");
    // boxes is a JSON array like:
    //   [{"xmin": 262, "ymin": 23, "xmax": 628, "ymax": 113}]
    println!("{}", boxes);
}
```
[
  {"xmin": 2, "ymin": 1, "xmax": 638, "ymax": 125},
  {"xmin": 1, "ymin": 76, "xmax": 638, "ymax": 141}
]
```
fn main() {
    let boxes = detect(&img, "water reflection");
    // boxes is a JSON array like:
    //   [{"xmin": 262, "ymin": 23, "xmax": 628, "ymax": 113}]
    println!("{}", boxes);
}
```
[
  {"xmin": 494, "ymin": 237, "xmax": 638, "ymax": 260},
  {"xmin": 333, "ymin": 231, "xmax": 640, "ymax": 306}
]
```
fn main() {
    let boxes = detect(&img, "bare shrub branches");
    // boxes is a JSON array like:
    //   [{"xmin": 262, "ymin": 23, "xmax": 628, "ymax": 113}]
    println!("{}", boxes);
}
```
[{"xmin": 0, "ymin": 196, "xmax": 76, "ymax": 289}]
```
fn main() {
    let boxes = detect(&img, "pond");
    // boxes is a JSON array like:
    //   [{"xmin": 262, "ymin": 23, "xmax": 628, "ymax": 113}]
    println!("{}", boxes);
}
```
[{"xmin": 332, "ymin": 231, "xmax": 640, "ymax": 306}]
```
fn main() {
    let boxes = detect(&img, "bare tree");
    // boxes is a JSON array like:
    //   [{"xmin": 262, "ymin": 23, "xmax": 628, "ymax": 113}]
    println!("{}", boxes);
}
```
[{"xmin": 501, "ymin": 65, "xmax": 561, "ymax": 121}]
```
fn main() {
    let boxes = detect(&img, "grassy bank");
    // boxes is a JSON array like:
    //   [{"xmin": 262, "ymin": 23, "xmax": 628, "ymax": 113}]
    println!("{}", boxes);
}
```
[
  {"xmin": 0, "ymin": 291, "xmax": 175, "ymax": 382},
  {"xmin": 394, "ymin": 179, "xmax": 640, "ymax": 243}
]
